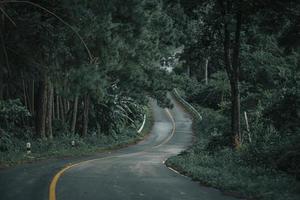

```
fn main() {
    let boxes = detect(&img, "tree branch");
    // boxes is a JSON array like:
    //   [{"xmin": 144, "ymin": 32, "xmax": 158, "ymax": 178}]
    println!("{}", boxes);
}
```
[
  {"xmin": 1, "ymin": 0, "xmax": 94, "ymax": 62},
  {"xmin": 0, "ymin": 6, "xmax": 16, "ymax": 26}
]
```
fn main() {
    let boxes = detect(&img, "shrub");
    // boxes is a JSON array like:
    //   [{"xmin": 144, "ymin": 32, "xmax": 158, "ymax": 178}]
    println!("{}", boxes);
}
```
[
  {"xmin": 263, "ymin": 88, "xmax": 300, "ymax": 132},
  {"xmin": 0, "ymin": 99, "xmax": 31, "ymax": 130}
]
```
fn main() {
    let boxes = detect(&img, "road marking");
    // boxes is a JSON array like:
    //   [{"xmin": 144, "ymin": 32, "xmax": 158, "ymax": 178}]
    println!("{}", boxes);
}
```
[
  {"xmin": 49, "ymin": 156, "xmax": 118, "ymax": 200},
  {"xmin": 49, "ymin": 163, "xmax": 78, "ymax": 200},
  {"xmin": 153, "ymin": 108, "xmax": 176, "ymax": 148},
  {"xmin": 167, "ymin": 166, "xmax": 189, "ymax": 178},
  {"xmin": 167, "ymin": 166, "xmax": 181, "ymax": 174},
  {"xmin": 49, "ymin": 108, "xmax": 176, "ymax": 200}
]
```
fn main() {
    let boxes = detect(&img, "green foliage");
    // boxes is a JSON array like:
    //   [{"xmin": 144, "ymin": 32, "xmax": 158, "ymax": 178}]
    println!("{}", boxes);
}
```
[
  {"xmin": 0, "ymin": 101, "xmax": 153, "ymax": 166},
  {"xmin": 167, "ymin": 150, "xmax": 300, "ymax": 200},
  {"xmin": 1, "ymin": 0, "xmax": 182, "ymax": 141},
  {"xmin": 167, "ymin": 104, "xmax": 300, "ymax": 200},
  {"xmin": 0, "ymin": 99, "xmax": 31, "ymax": 130},
  {"xmin": 186, "ymin": 72, "xmax": 230, "ymax": 110},
  {"xmin": 169, "ymin": 0, "xmax": 300, "ymax": 199},
  {"xmin": 263, "ymin": 89, "xmax": 300, "ymax": 132}
]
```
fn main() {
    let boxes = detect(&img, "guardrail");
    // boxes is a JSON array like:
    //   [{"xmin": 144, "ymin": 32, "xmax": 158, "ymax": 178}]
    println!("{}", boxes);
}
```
[
  {"xmin": 137, "ymin": 114, "xmax": 146, "ymax": 133},
  {"xmin": 173, "ymin": 88, "xmax": 202, "ymax": 121}
]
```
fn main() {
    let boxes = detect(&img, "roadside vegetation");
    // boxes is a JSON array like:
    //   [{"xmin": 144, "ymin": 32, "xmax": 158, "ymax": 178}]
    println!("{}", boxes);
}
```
[
  {"xmin": 0, "ymin": 1, "xmax": 175, "ymax": 166},
  {"xmin": 0, "ymin": 1, "xmax": 299, "ymax": 199},
  {"xmin": 0, "ymin": 104, "xmax": 153, "ymax": 167},
  {"xmin": 167, "ymin": 97, "xmax": 300, "ymax": 200},
  {"xmin": 167, "ymin": 0, "xmax": 300, "ymax": 199}
]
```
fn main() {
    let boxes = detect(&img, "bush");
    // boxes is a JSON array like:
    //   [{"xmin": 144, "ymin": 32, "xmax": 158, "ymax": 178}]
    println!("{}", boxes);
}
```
[
  {"xmin": 167, "ymin": 104, "xmax": 300, "ymax": 200},
  {"xmin": 263, "ymin": 88, "xmax": 300, "ymax": 132},
  {"xmin": 180, "ymin": 72, "xmax": 231, "ymax": 110},
  {"xmin": 239, "ymin": 120, "xmax": 300, "ymax": 178},
  {"xmin": 0, "ymin": 99, "xmax": 31, "ymax": 130},
  {"xmin": 193, "ymin": 106, "xmax": 231, "ymax": 151},
  {"xmin": 0, "ymin": 129, "xmax": 13, "ymax": 152}
]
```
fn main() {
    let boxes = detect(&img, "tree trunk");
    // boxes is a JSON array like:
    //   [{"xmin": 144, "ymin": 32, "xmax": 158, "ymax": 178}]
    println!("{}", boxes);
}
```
[
  {"xmin": 36, "ymin": 77, "xmax": 47, "ymax": 138},
  {"xmin": 0, "ymin": 80, "xmax": 3, "ymax": 100},
  {"xmin": 21, "ymin": 77, "xmax": 28, "ymax": 126},
  {"xmin": 187, "ymin": 65, "xmax": 191, "ymax": 77},
  {"xmin": 56, "ymin": 94, "xmax": 60, "ymax": 120},
  {"xmin": 52, "ymin": 89, "xmax": 56, "ymax": 120},
  {"xmin": 205, "ymin": 58, "xmax": 209, "ymax": 85},
  {"xmin": 22, "ymin": 77, "xmax": 28, "ymax": 109},
  {"xmin": 63, "ymin": 98, "xmax": 68, "ymax": 114},
  {"xmin": 82, "ymin": 94, "xmax": 90, "ymax": 136},
  {"xmin": 71, "ymin": 95, "xmax": 79, "ymax": 134},
  {"xmin": 219, "ymin": 0, "xmax": 242, "ymax": 148},
  {"xmin": 45, "ymin": 80, "xmax": 54, "ymax": 139},
  {"xmin": 231, "ymin": 1, "xmax": 242, "ymax": 148},
  {"xmin": 0, "ymin": 10, "xmax": 6, "ymax": 100},
  {"xmin": 60, "ymin": 96, "xmax": 65, "ymax": 124},
  {"xmin": 31, "ymin": 80, "xmax": 35, "ymax": 114},
  {"xmin": 230, "ymin": 78, "xmax": 241, "ymax": 147}
]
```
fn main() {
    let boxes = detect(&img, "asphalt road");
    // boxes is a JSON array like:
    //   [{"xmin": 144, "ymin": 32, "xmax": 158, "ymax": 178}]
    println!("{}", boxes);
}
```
[{"xmin": 0, "ymin": 96, "xmax": 238, "ymax": 200}]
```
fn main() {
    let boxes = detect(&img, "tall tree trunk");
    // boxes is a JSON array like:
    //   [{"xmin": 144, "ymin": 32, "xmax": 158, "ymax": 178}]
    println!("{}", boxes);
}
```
[
  {"xmin": 63, "ymin": 98, "xmax": 68, "ymax": 115},
  {"xmin": 82, "ymin": 94, "xmax": 90, "ymax": 136},
  {"xmin": 205, "ymin": 58, "xmax": 209, "ymax": 85},
  {"xmin": 52, "ymin": 89, "xmax": 56, "ymax": 120},
  {"xmin": 60, "ymin": 96, "xmax": 65, "ymax": 124},
  {"xmin": 0, "ymin": 15, "xmax": 10, "ymax": 79},
  {"xmin": 56, "ymin": 94, "xmax": 60, "ymax": 120},
  {"xmin": 0, "ymin": 9, "xmax": 6, "ymax": 100},
  {"xmin": 70, "ymin": 95, "xmax": 79, "ymax": 134},
  {"xmin": 22, "ymin": 77, "xmax": 28, "ymax": 109},
  {"xmin": 45, "ymin": 80, "xmax": 54, "ymax": 139},
  {"xmin": 52, "ymin": 90, "xmax": 55, "ymax": 120},
  {"xmin": 67, "ymin": 101, "xmax": 70, "ymax": 112},
  {"xmin": 231, "ymin": 1, "xmax": 242, "ymax": 147},
  {"xmin": 219, "ymin": 0, "xmax": 242, "ymax": 148},
  {"xmin": 187, "ymin": 65, "xmax": 191, "ymax": 77},
  {"xmin": 0, "ymin": 80, "xmax": 3, "ymax": 100},
  {"xmin": 36, "ymin": 77, "xmax": 47, "ymax": 138},
  {"xmin": 31, "ymin": 80, "xmax": 35, "ymax": 114},
  {"xmin": 230, "ymin": 78, "xmax": 241, "ymax": 147}
]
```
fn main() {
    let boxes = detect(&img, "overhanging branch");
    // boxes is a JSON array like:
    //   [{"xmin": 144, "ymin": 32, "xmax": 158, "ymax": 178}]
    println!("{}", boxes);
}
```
[{"xmin": 1, "ymin": 0, "xmax": 94, "ymax": 62}]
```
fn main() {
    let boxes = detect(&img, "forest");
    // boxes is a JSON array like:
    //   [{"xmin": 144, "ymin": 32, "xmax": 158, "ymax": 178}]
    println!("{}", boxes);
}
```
[
  {"xmin": 0, "ymin": 0, "xmax": 299, "ymax": 200},
  {"xmin": 0, "ymin": 0, "xmax": 175, "ymax": 158}
]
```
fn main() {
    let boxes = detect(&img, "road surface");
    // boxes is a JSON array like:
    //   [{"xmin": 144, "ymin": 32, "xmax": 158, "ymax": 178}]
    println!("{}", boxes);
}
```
[{"xmin": 0, "ymin": 96, "xmax": 238, "ymax": 200}]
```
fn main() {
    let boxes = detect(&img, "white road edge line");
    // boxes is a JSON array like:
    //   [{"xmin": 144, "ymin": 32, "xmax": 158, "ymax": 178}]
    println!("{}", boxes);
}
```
[{"xmin": 167, "ymin": 166, "xmax": 189, "ymax": 178}]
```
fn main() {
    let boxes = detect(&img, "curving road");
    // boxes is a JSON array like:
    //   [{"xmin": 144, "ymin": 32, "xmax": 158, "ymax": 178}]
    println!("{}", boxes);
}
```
[{"xmin": 0, "ymin": 96, "xmax": 238, "ymax": 200}]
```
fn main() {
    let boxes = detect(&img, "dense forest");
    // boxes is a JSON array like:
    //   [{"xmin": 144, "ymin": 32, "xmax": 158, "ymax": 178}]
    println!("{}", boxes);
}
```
[
  {"xmin": 0, "ymin": 0, "xmax": 176, "ymax": 156},
  {"xmin": 167, "ymin": 0, "xmax": 300, "ymax": 199},
  {"xmin": 0, "ymin": 0, "xmax": 299, "ymax": 199}
]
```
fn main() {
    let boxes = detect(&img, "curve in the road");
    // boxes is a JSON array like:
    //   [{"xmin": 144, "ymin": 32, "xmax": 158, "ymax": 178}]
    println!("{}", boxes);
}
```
[
  {"xmin": 49, "ymin": 107, "xmax": 176, "ymax": 200},
  {"xmin": 51, "ymin": 97, "xmax": 238, "ymax": 200}
]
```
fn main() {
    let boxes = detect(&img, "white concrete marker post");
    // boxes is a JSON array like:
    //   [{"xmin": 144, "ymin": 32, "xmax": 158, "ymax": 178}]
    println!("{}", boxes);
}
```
[
  {"xmin": 244, "ymin": 111, "xmax": 251, "ymax": 143},
  {"xmin": 71, "ymin": 140, "xmax": 75, "ymax": 147},
  {"xmin": 26, "ymin": 142, "xmax": 31, "ymax": 154}
]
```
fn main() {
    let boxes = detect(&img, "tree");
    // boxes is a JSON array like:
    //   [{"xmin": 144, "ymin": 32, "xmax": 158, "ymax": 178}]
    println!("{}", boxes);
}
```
[{"xmin": 217, "ymin": 0, "xmax": 243, "ymax": 147}]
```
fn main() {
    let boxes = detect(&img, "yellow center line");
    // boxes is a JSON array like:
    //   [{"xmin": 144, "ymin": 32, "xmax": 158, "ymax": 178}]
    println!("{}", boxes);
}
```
[
  {"xmin": 153, "ymin": 108, "xmax": 176, "ymax": 148},
  {"xmin": 49, "ymin": 108, "xmax": 176, "ymax": 200},
  {"xmin": 49, "ymin": 164, "xmax": 78, "ymax": 200}
]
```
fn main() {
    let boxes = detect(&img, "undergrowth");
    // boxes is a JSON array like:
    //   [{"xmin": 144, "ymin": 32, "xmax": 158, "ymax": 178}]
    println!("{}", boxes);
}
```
[
  {"xmin": 166, "ymin": 104, "xmax": 300, "ymax": 200},
  {"xmin": 0, "ymin": 107, "xmax": 153, "ymax": 168}
]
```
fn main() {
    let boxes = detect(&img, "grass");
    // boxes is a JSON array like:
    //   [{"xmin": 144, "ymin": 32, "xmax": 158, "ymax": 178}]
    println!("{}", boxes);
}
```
[
  {"xmin": 167, "ymin": 94, "xmax": 300, "ymax": 200},
  {"xmin": 0, "ymin": 106, "xmax": 153, "ymax": 168}
]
